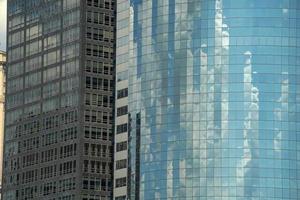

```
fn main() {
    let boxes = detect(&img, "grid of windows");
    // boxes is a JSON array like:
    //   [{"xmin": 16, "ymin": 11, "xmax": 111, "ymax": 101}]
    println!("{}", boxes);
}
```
[
  {"xmin": 4, "ymin": 0, "xmax": 115, "ymax": 199},
  {"xmin": 126, "ymin": 0, "xmax": 300, "ymax": 199},
  {"xmin": 81, "ymin": 0, "xmax": 115, "ymax": 198}
]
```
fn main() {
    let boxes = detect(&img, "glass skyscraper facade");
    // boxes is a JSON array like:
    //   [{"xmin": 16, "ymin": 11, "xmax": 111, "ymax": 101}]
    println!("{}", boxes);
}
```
[{"xmin": 115, "ymin": 0, "xmax": 300, "ymax": 199}]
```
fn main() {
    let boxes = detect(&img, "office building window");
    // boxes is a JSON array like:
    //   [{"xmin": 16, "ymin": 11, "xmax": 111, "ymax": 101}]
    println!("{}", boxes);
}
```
[
  {"xmin": 117, "ymin": 88, "xmax": 128, "ymax": 99},
  {"xmin": 117, "ymin": 106, "xmax": 128, "ymax": 117},
  {"xmin": 116, "ymin": 141, "xmax": 127, "ymax": 152},
  {"xmin": 116, "ymin": 159, "xmax": 127, "ymax": 170},
  {"xmin": 116, "ymin": 123, "xmax": 127, "ymax": 134},
  {"xmin": 115, "ymin": 177, "xmax": 126, "ymax": 188}
]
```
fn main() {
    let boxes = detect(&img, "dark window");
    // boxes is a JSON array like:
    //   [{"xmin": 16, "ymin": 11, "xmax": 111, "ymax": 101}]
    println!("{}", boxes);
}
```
[
  {"xmin": 115, "ymin": 177, "xmax": 126, "ymax": 188},
  {"xmin": 87, "ymin": 11, "xmax": 92, "ymax": 23},
  {"xmin": 86, "ymin": 77, "xmax": 91, "ymax": 88},
  {"xmin": 117, "ymin": 88, "xmax": 128, "ymax": 99},
  {"xmin": 116, "ymin": 123, "xmax": 127, "ymax": 134},
  {"xmin": 115, "ymin": 196, "xmax": 126, "ymax": 200},
  {"xmin": 117, "ymin": 106, "xmax": 128, "ymax": 117},
  {"xmin": 83, "ymin": 179, "xmax": 88, "ymax": 189},
  {"xmin": 116, "ymin": 141, "xmax": 127, "ymax": 152},
  {"xmin": 116, "ymin": 159, "xmax": 127, "ymax": 170}
]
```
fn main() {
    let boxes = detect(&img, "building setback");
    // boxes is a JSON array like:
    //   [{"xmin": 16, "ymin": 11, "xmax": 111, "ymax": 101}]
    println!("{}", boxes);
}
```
[
  {"xmin": 115, "ymin": 0, "xmax": 300, "ymax": 199},
  {"xmin": 3, "ymin": 0, "xmax": 115, "ymax": 199}
]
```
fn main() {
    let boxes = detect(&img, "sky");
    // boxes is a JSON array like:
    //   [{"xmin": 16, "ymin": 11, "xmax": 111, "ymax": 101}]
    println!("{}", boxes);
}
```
[{"xmin": 0, "ymin": 0, "xmax": 6, "ymax": 51}]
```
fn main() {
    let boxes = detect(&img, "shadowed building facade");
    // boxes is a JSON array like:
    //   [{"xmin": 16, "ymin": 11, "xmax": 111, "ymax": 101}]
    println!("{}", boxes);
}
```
[
  {"xmin": 114, "ymin": 0, "xmax": 300, "ymax": 199},
  {"xmin": 0, "ymin": 51, "xmax": 6, "ymax": 200},
  {"xmin": 3, "ymin": 0, "xmax": 115, "ymax": 199}
]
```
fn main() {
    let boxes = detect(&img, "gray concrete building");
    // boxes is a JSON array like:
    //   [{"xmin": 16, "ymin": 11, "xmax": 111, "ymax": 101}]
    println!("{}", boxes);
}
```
[
  {"xmin": 0, "ymin": 51, "xmax": 6, "ymax": 200},
  {"xmin": 3, "ymin": 1, "xmax": 115, "ymax": 199}
]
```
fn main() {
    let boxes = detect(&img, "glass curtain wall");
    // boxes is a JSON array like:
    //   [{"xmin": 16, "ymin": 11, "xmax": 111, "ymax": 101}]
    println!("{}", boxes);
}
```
[{"xmin": 126, "ymin": 0, "xmax": 300, "ymax": 199}]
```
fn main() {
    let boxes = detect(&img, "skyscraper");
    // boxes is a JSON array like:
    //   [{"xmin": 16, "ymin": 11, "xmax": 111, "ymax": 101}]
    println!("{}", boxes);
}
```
[
  {"xmin": 115, "ymin": 0, "xmax": 300, "ymax": 199},
  {"xmin": 3, "ymin": 1, "xmax": 115, "ymax": 199},
  {"xmin": 0, "ymin": 51, "xmax": 6, "ymax": 199},
  {"xmin": 113, "ymin": 0, "xmax": 130, "ymax": 199}
]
